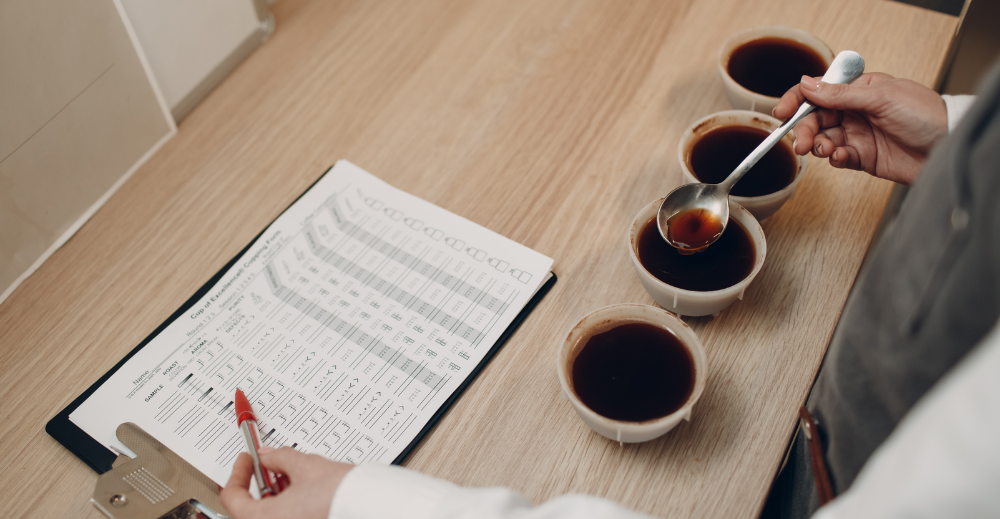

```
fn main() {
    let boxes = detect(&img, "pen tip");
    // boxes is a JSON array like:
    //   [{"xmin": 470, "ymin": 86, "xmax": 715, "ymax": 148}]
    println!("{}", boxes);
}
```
[{"xmin": 234, "ymin": 389, "xmax": 253, "ymax": 424}]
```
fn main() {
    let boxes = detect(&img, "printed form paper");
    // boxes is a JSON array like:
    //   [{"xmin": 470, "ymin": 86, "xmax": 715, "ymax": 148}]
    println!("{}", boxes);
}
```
[{"xmin": 71, "ymin": 160, "xmax": 553, "ymax": 485}]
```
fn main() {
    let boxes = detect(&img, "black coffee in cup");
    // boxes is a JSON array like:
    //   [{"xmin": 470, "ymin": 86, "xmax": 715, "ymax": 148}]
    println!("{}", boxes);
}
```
[
  {"xmin": 727, "ymin": 37, "xmax": 829, "ymax": 98},
  {"xmin": 636, "ymin": 215, "xmax": 755, "ymax": 292},
  {"xmin": 571, "ymin": 321, "xmax": 694, "ymax": 422},
  {"xmin": 687, "ymin": 125, "xmax": 798, "ymax": 197}
]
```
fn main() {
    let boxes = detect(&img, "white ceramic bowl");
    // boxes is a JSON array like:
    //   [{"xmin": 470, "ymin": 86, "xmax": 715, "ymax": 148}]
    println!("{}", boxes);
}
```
[
  {"xmin": 629, "ymin": 198, "xmax": 766, "ymax": 316},
  {"xmin": 557, "ymin": 304, "xmax": 708, "ymax": 443},
  {"xmin": 718, "ymin": 25, "xmax": 834, "ymax": 114},
  {"xmin": 678, "ymin": 110, "xmax": 807, "ymax": 221}
]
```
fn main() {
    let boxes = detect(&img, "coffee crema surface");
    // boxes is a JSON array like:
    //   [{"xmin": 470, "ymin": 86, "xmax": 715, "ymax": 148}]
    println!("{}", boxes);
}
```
[
  {"xmin": 637, "ymin": 215, "xmax": 755, "ymax": 292},
  {"xmin": 727, "ymin": 37, "xmax": 828, "ymax": 98},
  {"xmin": 689, "ymin": 125, "xmax": 798, "ymax": 197},
  {"xmin": 571, "ymin": 321, "xmax": 694, "ymax": 422}
]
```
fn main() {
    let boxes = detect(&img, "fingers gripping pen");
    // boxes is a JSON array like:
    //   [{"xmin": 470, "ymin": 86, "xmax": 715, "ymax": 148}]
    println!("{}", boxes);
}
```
[{"xmin": 234, "ymin": 389, "xmax": 288, "ymax": 497}]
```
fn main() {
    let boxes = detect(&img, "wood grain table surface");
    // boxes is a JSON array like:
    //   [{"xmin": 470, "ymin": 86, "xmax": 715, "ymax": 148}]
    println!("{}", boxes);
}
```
[{"xmin": 0, "ymin": 0, "xmax": 957, "ymax": 517}]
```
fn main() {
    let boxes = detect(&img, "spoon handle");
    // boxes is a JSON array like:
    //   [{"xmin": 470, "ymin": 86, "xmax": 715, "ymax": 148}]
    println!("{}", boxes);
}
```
[{"xmin": 718, "ymin": 51, "xmax": 866, "ymax": 193}]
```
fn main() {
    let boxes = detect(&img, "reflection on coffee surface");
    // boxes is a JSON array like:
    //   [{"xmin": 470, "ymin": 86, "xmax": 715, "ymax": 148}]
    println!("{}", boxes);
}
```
[
  {"xmin": 637, "ymin": 215, "xmax": 755, "ymax": 292},
  {"xmin": 572, "ymin": 321, "xmax": 694, "ymax": 422},
  {"xmin": 666, "ymin": 208, "xmax": 725, "ymax": 253},
  {"xmin": 689, "ymin": 125, "xmax": 797, "ymax": 197},
  {"xmin": 727, "ymin": 37, "xmax": 828, "ymax": 98}
]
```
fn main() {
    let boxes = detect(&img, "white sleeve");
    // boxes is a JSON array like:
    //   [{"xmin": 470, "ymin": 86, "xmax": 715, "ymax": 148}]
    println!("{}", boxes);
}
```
[
  {"xmin": 329, "ymin": 464, "xmax": 656, "ymax": 519},
  {"xmin": 811, "ymin": 319, "xmax": 1000, "ymax": 519},
  {"xmin": 942, "ymin": 94, "xmax": 976, "ymax": 132}
]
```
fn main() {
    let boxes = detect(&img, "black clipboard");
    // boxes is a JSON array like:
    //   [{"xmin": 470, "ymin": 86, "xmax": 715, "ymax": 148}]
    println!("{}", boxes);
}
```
[{"xmin": 46, "ymin": 165, "xmax": 557, "ymax": 474}]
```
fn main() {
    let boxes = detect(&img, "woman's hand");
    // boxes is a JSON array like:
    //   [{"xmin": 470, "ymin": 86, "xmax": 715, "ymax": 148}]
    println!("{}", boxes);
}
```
[
  {"xmin": 773, "ymin": 72, "xmax": 948, "ymax": 185},
  {"xmin": 221, "ymin": 447, "xmax": 354, "ymax": 519}
]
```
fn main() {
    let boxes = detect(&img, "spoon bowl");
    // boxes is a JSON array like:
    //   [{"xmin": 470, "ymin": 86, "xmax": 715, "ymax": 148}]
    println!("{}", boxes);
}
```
[
  {"xmin": 658, "ymin": 50, "xmax": 865, "ymax": 250},
  {"xmin": 657, "ymin": 183, "xmax": 729, "ymax": 254}
]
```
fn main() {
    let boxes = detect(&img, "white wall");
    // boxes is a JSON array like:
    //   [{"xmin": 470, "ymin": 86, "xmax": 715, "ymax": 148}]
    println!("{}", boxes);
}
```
[
  {"xmin": 0, "ymin": 0, "xmax": 175, "ymax": 304},
  {"xmin": 119, "ymin": 0, "xmax": 265, "ymax": 113}
]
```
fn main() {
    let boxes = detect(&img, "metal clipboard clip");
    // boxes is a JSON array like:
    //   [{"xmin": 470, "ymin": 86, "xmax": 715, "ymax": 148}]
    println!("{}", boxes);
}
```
[{"xmin": 92, "ymin": 423, "xmax": 231, "ymax": 519}]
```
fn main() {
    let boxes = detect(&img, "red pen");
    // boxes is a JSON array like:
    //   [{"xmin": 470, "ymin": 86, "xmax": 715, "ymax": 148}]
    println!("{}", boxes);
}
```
[{"xmin": 234, "ymin": 389, "xmax": 288, "ymax": 497}]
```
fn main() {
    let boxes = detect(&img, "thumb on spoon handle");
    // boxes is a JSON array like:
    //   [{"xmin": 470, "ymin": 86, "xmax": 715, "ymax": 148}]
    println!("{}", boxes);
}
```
[{"xmin": 781, "ymin": 51, "xmax": 866, "ymax": 131}]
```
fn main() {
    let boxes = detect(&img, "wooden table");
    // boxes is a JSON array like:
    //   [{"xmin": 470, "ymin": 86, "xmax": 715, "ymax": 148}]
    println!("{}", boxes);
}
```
[{"xmin": 0, "ymin": 0, "xmax": 957, "ymax": 517}]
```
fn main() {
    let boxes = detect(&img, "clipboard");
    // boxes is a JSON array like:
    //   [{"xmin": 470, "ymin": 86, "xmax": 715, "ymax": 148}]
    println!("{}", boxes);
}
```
[{"xmin": 46, "ymin": 165, "xmax": 556, "ymax": 486}]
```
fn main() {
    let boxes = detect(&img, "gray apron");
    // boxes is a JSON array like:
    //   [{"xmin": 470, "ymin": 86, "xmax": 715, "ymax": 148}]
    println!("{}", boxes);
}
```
[{"xmin": 768, "ymin": 59, "xmax": 1000, "ymax": 518}]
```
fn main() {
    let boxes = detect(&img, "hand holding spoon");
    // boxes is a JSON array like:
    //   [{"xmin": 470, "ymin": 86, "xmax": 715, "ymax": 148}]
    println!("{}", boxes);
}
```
[{"xmin": 657, "ymin": 50, "xmax": 866, "ymax": 253}]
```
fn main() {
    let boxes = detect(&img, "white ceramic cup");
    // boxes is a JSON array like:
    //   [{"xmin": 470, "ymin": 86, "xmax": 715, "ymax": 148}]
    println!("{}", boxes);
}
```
[
  {"xmin": 718, "ymin": 25, "xmax": 834, "ymax": 114},
  {"xmin": 557, "ymin": 304, "xmax": 708, "ymax": 443},
  {"xmin": 628, "ymin": 197, "xmax": 766, "ymax": 317},
  {"xmin": 678, "ymin": 110, "xmax": 807, "ymax": 221}
]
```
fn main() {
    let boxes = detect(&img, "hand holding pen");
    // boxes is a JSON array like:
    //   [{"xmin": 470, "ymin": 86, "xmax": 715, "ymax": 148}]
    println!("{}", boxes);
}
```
[
  {"xmin": 234, "ymin": 389, "xmax": 288, "ymax": 497},
  {"xmin": 222, "ymin": 390, "xmax": 353, "ymax": 519}
]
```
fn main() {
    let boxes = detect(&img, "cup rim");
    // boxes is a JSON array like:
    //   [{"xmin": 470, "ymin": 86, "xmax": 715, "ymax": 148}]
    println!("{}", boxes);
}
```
[
  {"xmin": 628, "ymin": 198, "xmax": 767, "ymax": 298},
  {"xmin": 677, "ymin": 109, "xmax": 807, "ymax": 204},
  {"xmin": 717, "ymin": 25, "xmax": 835, "ymax": 103},
  {"xmin": 557, "ymin": 304, "xmax": 708, "ymax": 430}
]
